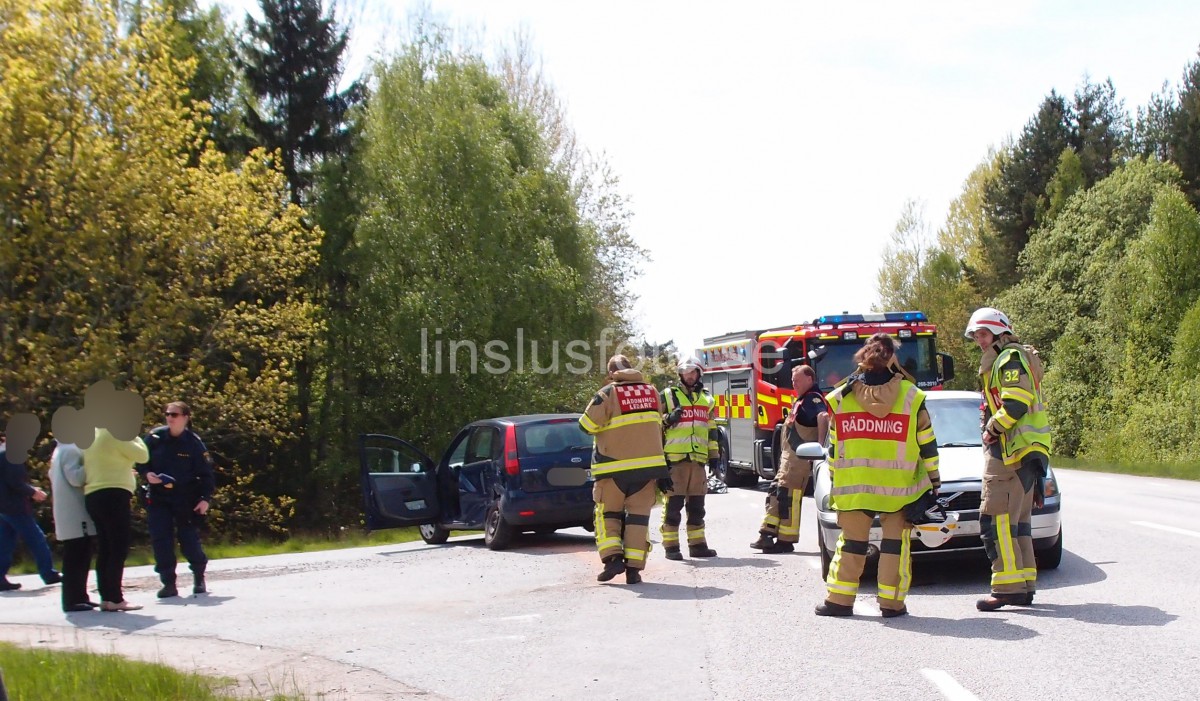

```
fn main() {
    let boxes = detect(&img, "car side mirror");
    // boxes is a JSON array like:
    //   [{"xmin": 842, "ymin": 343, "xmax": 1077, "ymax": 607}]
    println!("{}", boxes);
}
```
[
  {"xmin": 939, "ymin": 352, "xmax": 955, "ymax": 383},
  {"xmin": 794, "ymin": 441, "xmax": 827, "ymax": 460}
]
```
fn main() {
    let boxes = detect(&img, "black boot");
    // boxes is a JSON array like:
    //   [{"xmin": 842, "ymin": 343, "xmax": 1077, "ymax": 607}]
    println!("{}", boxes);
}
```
[
  {"xmin": 625, "ymin": 568, "xmax": 643, "ymax": 585},
  {"xmin": 761, "ymin": 540, "xmax": 794, "ymax": 554},
  {"xmin": 664, "ymin": 547, "xmax": 683, "ymax": 561},
  {"xmin": 689, "ymin": 545, "xmax": 718, "ymax": 558},
  {"xmin": 597, "ymin": 556, "xmax": 626, "ymax": 582},
  {"xmin": 193, "ymin": 571, "xmax": 207, "ymax": 595},
  {"xmin": 0, "ymin": 579, "xmax": 21, "ymax": 592},
  {"xmin": 976, "ymin": 593, "xmax": 1024, "ymax": 611},
  {"xmin": 749, "ymin": 534, "xmax": 775, "ymax": 549},
  {"xmin": 157, "ymin": 581, "xmax": 179, "ymax": 599},
  {"xmin": 814, "ymin": 601, "xmax": 854, "ymax": 617}
]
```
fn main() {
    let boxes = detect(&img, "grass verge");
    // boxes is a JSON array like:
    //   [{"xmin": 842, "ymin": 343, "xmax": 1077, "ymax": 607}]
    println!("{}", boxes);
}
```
[
  {"xmin": 1053, "ymin": 456, "xmax": 1200, "ymax": 481},
  {"xmin": 10, "ymin": 527, "xmax": 425, "ymax": 575},
  {"xmin": 0, "ymin": 642, "xmax": 302, "ymax": 700}
]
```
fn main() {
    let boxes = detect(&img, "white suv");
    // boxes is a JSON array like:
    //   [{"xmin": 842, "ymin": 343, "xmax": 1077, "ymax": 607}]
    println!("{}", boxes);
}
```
[{"xmin": 810, "ymin": 390, "xmax": 1063, "ymax": 577}]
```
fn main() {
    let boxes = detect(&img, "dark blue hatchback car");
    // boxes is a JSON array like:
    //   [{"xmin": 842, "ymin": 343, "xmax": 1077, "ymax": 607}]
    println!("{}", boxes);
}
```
[{"xmin": 358, "ymin": 414, "xmax": 595, "ymax": 550}]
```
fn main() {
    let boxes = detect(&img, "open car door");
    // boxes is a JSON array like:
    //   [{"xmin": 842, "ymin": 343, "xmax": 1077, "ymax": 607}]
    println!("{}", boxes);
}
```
[{"xmin": 359, "ymin": 433, "xmax": 441, "ymax": 530}]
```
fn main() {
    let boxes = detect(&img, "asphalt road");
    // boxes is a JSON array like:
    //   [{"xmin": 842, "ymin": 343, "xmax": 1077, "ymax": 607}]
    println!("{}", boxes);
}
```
[{"xmin": 1, "ymin": 468, "xmax": 1197, "ymax": 700}]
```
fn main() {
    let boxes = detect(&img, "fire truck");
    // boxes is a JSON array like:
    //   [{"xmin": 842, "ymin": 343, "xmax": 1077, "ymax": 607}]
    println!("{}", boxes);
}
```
[{"xmin": 698, "ymin": 311, "xmax": 955, "ymax": 487}]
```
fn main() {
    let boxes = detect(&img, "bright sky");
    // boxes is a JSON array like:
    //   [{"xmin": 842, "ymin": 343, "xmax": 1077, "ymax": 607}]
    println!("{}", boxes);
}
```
[{"xmin": 214, "ymin": 0, "xmax": 1200, "ymax": 357}]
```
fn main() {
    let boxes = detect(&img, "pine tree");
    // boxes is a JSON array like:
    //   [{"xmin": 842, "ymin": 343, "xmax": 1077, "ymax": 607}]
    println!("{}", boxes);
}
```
[{"xmin": 238, "ymin": 0, "xmax": 360, "ymax": 204}]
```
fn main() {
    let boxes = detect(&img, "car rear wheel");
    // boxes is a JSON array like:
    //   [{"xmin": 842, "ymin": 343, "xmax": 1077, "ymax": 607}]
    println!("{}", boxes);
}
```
[
  {"xmin": 484, "ymin": 506, "xmax": 515, "ymax": 551},
  {"xmin": 1036, "ymin": 526, "xmax": 1063, "ymax": 570},
  {"xmin": 419, "ymin": 523, "xmax": 450, "ymax": 545}
]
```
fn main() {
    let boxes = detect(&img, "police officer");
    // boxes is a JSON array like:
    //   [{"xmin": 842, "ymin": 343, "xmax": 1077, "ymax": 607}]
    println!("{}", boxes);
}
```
[
  {"xmin": 751, "ymin": 364, "xmax": 827, "ymax": 554},
  {"xmin": 140, "ymin": 401, "xmax": 215, "ymax": 598},
  {"xmin": 579, "ymin": 355, "xmax": 671, "ymax": 584},
  {"xmin": 659, "ymin": 357, "xmax": 719, "ymax": 560},
  {"xmin": 815, "ymin": 334, "xmax": 940, "ymax": 618},
  {"xmin": 966, "ymin": 308, "xmax": 1051, "ymax": 611}
]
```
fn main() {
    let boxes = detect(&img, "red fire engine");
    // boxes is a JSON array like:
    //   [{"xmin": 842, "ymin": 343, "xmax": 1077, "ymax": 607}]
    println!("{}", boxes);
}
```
[{"xmin": 698, "ymin": 311, "xmax": 955, "ymax": 487}]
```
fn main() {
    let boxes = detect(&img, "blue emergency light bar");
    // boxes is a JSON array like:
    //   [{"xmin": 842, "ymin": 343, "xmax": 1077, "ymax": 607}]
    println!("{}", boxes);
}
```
[{"xmin": 813, "ymin": 311, "xmax": 927, "ymax": 325}]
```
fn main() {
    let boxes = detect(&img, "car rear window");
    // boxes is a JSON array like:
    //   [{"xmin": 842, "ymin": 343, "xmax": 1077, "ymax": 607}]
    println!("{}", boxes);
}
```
[{"xmin": 518, "ymin": 421, "xmax": 591, "ymax": 456}]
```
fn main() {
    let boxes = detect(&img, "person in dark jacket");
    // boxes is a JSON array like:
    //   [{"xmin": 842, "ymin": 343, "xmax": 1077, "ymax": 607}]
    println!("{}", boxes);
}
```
[
  {"xmin": 1, "ymin": 413, "xmax": 62, "ymax": 591},
  {"xmin": 139, "ymin": 401, "xmax": 216, "ymax": 598}
]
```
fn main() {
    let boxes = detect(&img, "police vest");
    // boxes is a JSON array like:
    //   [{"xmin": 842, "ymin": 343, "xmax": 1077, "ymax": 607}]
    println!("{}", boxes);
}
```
[
  {"xmin": 662, "ymin": 386, "xmax": 717, "ymax": 464},
  {"xmin": 827, "ymin": 380, "xmax": 931, "ymax": 513},
  {"xmin": 985, "ymin": 344, "xmax": 1052, "ymax": 466}
]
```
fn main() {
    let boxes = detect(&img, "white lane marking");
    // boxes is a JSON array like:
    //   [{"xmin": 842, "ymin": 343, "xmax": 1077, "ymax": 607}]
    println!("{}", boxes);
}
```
[
  {"xmin": 496, "ymin": 614, "xmax": 541, "ymax": 622},
  {"xmin": 464, "ymin": 635, "xmax": 526, "ymax": 644},
  {"xmin": 921, "ymin": 669, "xmax": 983, "ymax": 701},
  {"xmin": 1132, "ymin": 521, "xmax": 1200, "ymax": 539}
]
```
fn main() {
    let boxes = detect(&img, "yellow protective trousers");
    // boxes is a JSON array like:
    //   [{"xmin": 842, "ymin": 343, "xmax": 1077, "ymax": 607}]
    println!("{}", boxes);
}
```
[
  {"xmin": 759, "ymin": 485, "xmax": 804, "ymax": 543},
  {"xmin": 593, "ymin": 478, "xmax": 656, "ymax": 570},
  {"xmin": 980, "ymin": 455, "xmax": 1037, "ymax": 595},
  {"xmin": 825, "ymin": 510, "xmax": 912, "ymax": 612}
]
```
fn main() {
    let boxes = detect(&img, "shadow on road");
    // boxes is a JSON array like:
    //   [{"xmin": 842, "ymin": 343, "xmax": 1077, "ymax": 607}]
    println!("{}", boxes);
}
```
[
  {"xmin": 623, "ymin": 583, "xmax": 733, "ymax": 601},
  {"xmin": 909, "ymin": 549, "xmax": 1108, "ymax": 595},
  {"xmin": 154, "ymin": 594, "xmax": 234, "ymax": 608},
  {"xmin": 683, "ymin": 556, "xmax": 780, "ymax": 569},
  {"xmin": 882, "ymin": 614, "xmax": 1040, "ymax": 640},
  {"xmin": 1014, "ymin": 603, "xmax": 1178, "ymax": 627},
  {"xmin": 63, "ymin": 611, "xmax": 167, "ymax": 633}
]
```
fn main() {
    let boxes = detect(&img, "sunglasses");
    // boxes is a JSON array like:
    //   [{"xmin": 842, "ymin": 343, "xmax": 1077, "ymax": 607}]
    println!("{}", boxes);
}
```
[{"xmin": 165, "ymin": 412, "xmax": 185, "ymax": 418}]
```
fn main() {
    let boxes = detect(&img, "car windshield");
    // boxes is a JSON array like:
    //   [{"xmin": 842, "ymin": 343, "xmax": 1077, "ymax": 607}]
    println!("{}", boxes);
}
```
[
  {"xmin": 518, "ymin": 421, "xmax": 591, "ymax": 455},
  {"xmin": 924, "ymin": 397, "xmax": 983, "ymax": 447}
]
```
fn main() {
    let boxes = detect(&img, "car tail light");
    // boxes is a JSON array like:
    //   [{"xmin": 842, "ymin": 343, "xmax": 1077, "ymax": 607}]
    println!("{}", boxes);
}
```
[
  {"xmin": 519, "ymin": 510, "xmax": 535, "ymax": 517},
  {"xmin": 504, "ymin": 424, "xmax": 520, "ymax": 475},
  {"xmin": 1043, "ymin": 473, "xmax": 1059, "ymax": 497}
]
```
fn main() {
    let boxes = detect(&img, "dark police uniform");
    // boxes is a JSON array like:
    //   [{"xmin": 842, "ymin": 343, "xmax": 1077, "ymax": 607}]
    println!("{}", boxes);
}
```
[{"xmin": 139, "ymin": 426, "xmax": 216, "ymax": 593}]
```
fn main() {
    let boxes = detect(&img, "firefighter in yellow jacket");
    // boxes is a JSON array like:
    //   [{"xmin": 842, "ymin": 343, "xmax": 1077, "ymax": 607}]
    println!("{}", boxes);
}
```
[
  {"xmin": 659, "ymin": 357, "xmax": 719, "ymax": 560},
  {"xmin": 579, "ymin": 355, "xmax": 670, "ymax": 584},
  {"xmin": 751, "ymin": 363, "xmax": 828, "ymax": 554},
  {"xmin": 816, "ymin": 333, "xmax": 941, "ymax": 618},
  {"xmin": 966, "ymin": 307, "xmax": 1052, "ymax": 611}
]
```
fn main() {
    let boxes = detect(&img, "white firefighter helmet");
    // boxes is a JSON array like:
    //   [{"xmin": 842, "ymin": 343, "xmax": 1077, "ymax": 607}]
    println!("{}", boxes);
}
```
[
  {"xmin": 677, "ymin": 356, "xmax": 705, "ymax": 376},
  {"xmin": 964, "ymin": 307, "xmax": 1013, "ymax": 339},
  {"xmin": 912, "ymin": 511, "xmax": 960, "ymax": 548}
]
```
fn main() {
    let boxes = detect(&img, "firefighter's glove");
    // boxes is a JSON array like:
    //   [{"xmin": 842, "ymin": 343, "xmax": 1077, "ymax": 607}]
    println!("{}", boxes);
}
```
[
  {"xmin": 666, "ymin": 408, "xmax": 683, "ymax": 427},
  {"xmin": 657, "ymin": 477, "xmax": 674, "ymax": 494}
]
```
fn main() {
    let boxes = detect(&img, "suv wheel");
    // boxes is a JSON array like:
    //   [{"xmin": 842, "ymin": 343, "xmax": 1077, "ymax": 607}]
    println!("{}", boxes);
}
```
[
  {"xmin": 1035, "ymin": 526, "xmax": 1063, "ymax": 570},
  {"xmin": 484, "ymin": 506, "xmax": 515, "ymax": 551},
  {"xmin": 419, "ymin": 523, "xmax": 450, "ymax": 545}
]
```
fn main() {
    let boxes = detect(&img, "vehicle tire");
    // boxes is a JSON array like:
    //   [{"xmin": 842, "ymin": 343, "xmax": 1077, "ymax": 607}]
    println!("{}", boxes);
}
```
[
  {"xmin": 817, "ymin": 524, "xmax": 832, "ymax": 580},
  {"xmin": 1036, "ymin": 526, "xmax": 1063, "ymax": 570},
  {"xmin": 419, "ymin": 523, "xmax": 450, "ymax": 545},
  {"xmin": 484, "ymin": 506, "xmax": 515, "ymax": 551}
]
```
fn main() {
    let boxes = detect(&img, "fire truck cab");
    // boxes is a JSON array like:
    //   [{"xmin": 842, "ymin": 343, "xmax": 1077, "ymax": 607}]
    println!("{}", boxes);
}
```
[{"xmin": 699, "ymin": 311, "xmax": 955, "ymax": 488}]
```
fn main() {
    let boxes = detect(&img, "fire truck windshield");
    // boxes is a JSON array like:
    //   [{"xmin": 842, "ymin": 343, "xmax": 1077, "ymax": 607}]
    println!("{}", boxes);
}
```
[{"xmin": 811, "ymin": 337, "xmax": 939, "ymax": 390}]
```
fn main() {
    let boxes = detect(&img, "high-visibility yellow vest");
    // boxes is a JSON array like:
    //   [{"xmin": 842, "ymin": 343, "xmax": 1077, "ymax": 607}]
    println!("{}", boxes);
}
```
[
  {"xmin": 985, "ymin": 345, "xmax": 1052, "ymax": 466},
  {"xmin": 826, "ymin": 380, "xmax": 931, "ymax": 513},
  {"xmin": 662, "ymin": 386, "xmax": 717, "ymax": 464}
]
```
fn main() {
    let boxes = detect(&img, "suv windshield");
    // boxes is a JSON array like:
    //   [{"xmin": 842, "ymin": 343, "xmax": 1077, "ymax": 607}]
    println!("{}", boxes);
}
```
[
  {"xmin": 518, "ymin": 421, "xmax": 592, "ymax": 455},
  {"xmin": 811, "ymin": 337, "xmax": 938, "ymax": 390},
  {"xmin": 924, "ymin": 397, "xmax": 983, "ymax": 447}
]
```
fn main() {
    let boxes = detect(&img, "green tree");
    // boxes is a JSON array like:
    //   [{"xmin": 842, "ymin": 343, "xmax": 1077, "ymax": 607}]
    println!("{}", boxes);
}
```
[
  {"xmin": 238, "ymin": 0, "xmax": 360, "ymax": 203},
  {"xmin": 1043, "ymin": 147, "xmax": 1085, "ymax": 224},
  {"xmin": 0, "ymin": 0, "xmax": 318, "ymax": 539},
  {"xmin": 1166, "ymin": 52, "xmax": 1200, "ymax": 208}
]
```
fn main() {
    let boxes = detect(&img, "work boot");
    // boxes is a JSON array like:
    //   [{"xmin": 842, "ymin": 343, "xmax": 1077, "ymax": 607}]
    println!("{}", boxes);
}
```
[
  {"xmin": 0, "ymin": 579, "xmax": 20, "ymax": 592},
  {"xmin": 42, "ymin": 570, "xmax": 63, "ymax": 585},
  {"xmin": 881, "ymin": 606, "xmax": 909, "ymax": 618},
  {"xmin": 976, "ymin": 593, "xmax": 1024, "ymax": 611},
  {"xmin": 1017, "ymin": 592, "xmax": 1035, "ymax": 606},
  {"xmin": 193, "ymin": 572, "xmax": 207, "ymax": 595},
  {"xmin": 689, "ymin": 545, "xmax": 718, "ymax": 558},
  {"xmin": 157, "ymin": 582, "xmax": 179, "ymax": 599},
  {"xmin": 664, "ymin": 547, "xmax": 683, "ymax": 561},
  {"xmin": 814, "ymin": 601, "xmax": 854, "ymax": 617},
  {"xmin": 749, "ymin": 534, "xmax": 775, "ymax": 550},
  {"xmin": 625, "ymin": 568, "xmax": 643, "ymax": 585},
  {"xmin": 761, "ymin": 540, "xmax": 794, "ymax": 554},
  {"xmin": 596, "ymin": 556, "xmax": 626, "ymax": 582}
]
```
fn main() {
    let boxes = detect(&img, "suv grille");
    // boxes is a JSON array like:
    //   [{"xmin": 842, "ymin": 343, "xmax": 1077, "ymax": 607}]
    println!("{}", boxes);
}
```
[{"xmin": 941, "ymin": 490, "xmax": 981, "ymax": 511}]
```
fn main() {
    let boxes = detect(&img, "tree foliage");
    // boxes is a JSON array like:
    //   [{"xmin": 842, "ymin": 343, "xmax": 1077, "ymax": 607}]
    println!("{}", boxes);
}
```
[{"xmin": 0, "ymin": 0, "xmax": 318, "ymax": 539}]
